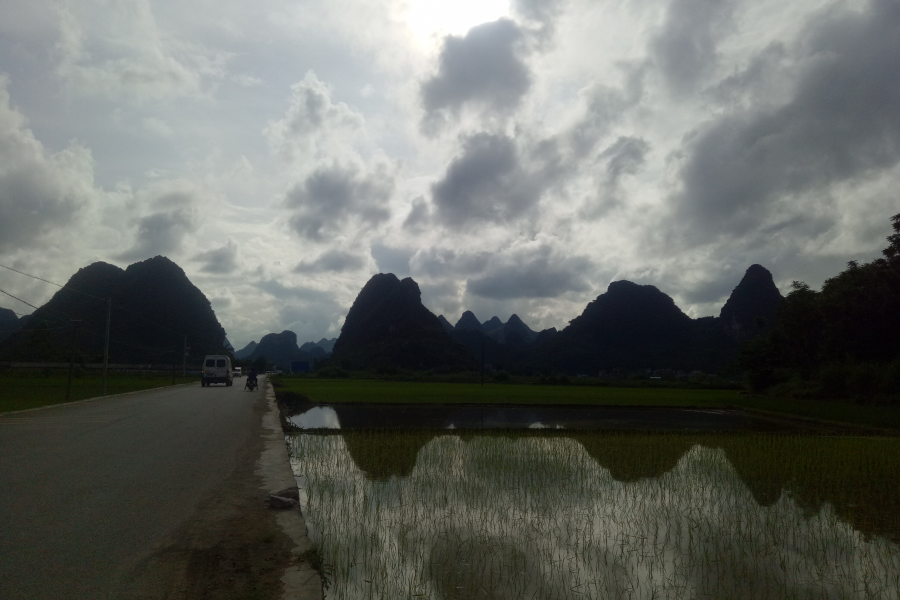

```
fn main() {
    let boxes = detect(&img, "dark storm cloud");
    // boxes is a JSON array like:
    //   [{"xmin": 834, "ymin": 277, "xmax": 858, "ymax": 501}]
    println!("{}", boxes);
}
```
[
  {"xmin": 293, "ymin": 249, "xmax": 366, "ymax": 274},
  {"xmin": 194, "ymin": 240, "xmax": 238, "ymax": 274},
  {"xmin": 583, "ymin": 136, "xmax": 650, "ymax": 217},
  {"xmin": 0, "ymin": 161, "xmax": 82, "ymax": 253},
  {"xmin": 651, "ymin": 0, "xmax": 737, "ymax": 96},
  {"xmin": 673, "ymin": 0, "xmax": 900, "ymax": 241},
  {"xmin": 410, "ymin": 247, "xmax": 491, "ymax": 278},
  {"xmin": 283, "ymin": 163, "xmax": 393, "ymax": 241},
  {"xmin": 258, "ymin": 279, "xmax": 334, "ymax": 303},
  {"xmin": 466, "ymin": 246, "xmax": 592, "ymax": 300},
  {"xmin": 420, "ymin": 19, "xmax": 531, "ymax": 135},
  {"xmin": 402, "ymin": 196, "xmax": 431, "ymax": 231},
  {"xmin": 118, "ymin": 207, "xmax": 197, "ymax": 261},
  {"xmin": 370, "ymin": 243, "xmax": 413, "ymax": 277},
  {"xmin": 431, "ymin": 133, "xmax": 542, "ymax": 227}
]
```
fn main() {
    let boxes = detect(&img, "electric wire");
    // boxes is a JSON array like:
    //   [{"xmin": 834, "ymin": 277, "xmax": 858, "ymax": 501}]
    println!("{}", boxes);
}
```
[{"xmin": 0, "ymin": 265, "xmax": 190, "ymax": 344}]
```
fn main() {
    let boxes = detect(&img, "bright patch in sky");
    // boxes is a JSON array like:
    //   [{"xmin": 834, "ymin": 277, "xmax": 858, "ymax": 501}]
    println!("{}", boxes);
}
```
[{"xmin": 404, "ymin": 0, "xmax": 510, "ymax": 39}]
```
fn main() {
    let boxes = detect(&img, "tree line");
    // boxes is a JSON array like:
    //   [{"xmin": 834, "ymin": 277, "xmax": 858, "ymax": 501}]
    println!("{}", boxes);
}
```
[{"xmin": 742, "ymin": 213, "xmax": 900, "ymax": 403}]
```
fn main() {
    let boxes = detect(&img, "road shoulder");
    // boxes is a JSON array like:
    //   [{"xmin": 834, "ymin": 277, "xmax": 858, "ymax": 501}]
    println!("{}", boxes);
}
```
[{"xmin": 258, "ymin": 382, "xmax": 323, "ymax": 599}]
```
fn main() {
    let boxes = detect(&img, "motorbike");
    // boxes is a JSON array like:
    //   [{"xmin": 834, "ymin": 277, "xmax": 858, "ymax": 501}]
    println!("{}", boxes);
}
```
[{"xmin": 245, "ymin": 376, "xmax": 258, "ymax": 391}]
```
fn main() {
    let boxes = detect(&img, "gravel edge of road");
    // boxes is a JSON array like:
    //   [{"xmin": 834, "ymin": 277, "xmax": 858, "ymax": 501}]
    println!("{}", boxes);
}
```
[{"xmin": 258, "ymin": 381, "xmax": 323, "ymax": 600}]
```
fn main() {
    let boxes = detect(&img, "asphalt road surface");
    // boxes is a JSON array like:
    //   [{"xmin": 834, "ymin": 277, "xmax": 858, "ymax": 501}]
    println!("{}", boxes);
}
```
[{"xmin": 0, "ymin": 376, "xmax": 271, "ymax": 600}]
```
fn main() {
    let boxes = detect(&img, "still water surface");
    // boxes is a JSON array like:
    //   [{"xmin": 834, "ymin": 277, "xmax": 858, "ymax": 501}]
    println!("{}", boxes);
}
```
[{"xmin": 289, "ymin": 432, "xmax": 900, "ymax": 600}]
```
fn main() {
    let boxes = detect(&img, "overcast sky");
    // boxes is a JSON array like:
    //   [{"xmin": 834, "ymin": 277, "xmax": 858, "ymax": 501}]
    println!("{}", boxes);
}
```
[{"xmin": 1, "ymin": 0, "xmax": 898, "ymax": 349}]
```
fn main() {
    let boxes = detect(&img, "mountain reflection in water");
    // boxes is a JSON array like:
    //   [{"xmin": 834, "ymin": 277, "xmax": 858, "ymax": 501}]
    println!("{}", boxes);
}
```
[{"xmin": 289, "ymin": 431, "xmax": 900, "ymax": 600}]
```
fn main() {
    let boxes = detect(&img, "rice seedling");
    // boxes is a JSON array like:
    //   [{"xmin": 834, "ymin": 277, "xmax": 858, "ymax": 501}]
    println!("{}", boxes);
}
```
[{"xmin": 288, "ymin": 431, "xmax": 900, "ymax": 600}]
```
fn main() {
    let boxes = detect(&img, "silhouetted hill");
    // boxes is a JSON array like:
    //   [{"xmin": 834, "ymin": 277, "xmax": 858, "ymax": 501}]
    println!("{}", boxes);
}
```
[
  {"xmin": 482, "ymin": 316, "xmax": 503, "ymax": 334},
  {"xmin": 719, "ymin": 264, "xmax": 784, "ymax": 339},
  {"xmin": 333, "ymin": 273, "xmax": 474, "ymax": 370},
  {"xmin": 455, "ymin": 311, "xmax": 484, "ymax": 332},
  {"xmin": 541, "ymin": 280, "xmax": 697, "ymax": 373},
  {"xmin": 235, "ymin": 340, "xmax": 258, "ymax": 359},
  {"xmin": 0, "ymin": 308, "xmax": 27, "ymax": 343},
  {"xmin": 437, "ymin": 315, "xmax": 454, "ymax": 333},
  {"xmin": 492, "ymin": 314, "xmax": 538, "ymax": 343},
  {"xmin": 316, "ymin": 337, "xmax": 337, "ymax": 353},
  {"xmin": 0, "ymin": 256, "xmax": 227, "ymax": 364}
]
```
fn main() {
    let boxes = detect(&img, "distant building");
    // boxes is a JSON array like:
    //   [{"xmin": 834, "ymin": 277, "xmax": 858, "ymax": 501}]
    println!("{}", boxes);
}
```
[{"xmin": 291, "ymin": 361, "xmax": 310, "ymax": 373}]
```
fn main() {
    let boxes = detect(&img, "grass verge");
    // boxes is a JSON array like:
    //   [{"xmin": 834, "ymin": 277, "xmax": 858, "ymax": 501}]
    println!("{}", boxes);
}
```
[
  {"xmin": 276, "ymin": 377, "xmax": 900, "ymax": 433},
  {"xmin": 0, "ymin": 372, "xmax": 188, "ymax": 413}
]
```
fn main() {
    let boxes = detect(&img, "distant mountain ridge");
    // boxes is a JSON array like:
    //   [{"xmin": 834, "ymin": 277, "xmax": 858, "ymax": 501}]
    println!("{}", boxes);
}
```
[
  {"xmin": 325, "ymin": 265, "xmax": 779, "ymax": 374},
  {"xmin": 0, "ymin": 308, "xmax": 28, "ymax": 344},
  {"xmin": 235, "ymin": 340, "xmax": 258, "ymax": 359}
]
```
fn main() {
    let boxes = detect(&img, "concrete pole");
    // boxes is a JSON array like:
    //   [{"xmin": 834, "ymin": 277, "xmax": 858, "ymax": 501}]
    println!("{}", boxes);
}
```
[
  {"xmin": 182, "ymin": 335, "xmax": 187, "ymax": 380},
  {"xmin": 481, "ymin": 339, "xmax": 485, "ymax": 387},
  {"xmin": 102, "ymin": 298, "xmax": 110, "ymax": 396},
  {"xmin": 65, "ymin": 320, "xmax": 81, "ymax": 403}
]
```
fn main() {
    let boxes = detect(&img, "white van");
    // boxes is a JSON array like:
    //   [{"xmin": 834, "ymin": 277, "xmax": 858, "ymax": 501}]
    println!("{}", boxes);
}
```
[
  {"xmin": 201, "ymin": 355, "xmax": 233, "ymax": 387},
  {"xmin": 233, "ymin": 367, "xmax": 242, "ymax": 378}
]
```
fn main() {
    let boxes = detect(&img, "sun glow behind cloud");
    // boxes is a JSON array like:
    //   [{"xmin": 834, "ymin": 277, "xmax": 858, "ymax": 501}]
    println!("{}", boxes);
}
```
[{"xmin": 403, "ymin": 0, "xmax": 510, "ymax": 41}]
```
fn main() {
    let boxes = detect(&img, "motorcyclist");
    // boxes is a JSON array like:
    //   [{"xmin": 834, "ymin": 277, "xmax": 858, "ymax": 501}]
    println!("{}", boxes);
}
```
[{"xmin": 246, "ymin": 366, "xmax": 259, "ymax": 390}]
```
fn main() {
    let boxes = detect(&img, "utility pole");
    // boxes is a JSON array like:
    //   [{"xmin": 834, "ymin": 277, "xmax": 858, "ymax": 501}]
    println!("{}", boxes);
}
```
[
  {"xmin": 102, "ymin": 298, "xmax": 110, "ymax": 396},
  {"xmin": 65, "ymin": 320, "xmax": 82, "ymax": 403},
  {"xmin": 182, "ymin": 335, "xmax": 187, "ymax": 380},
  {"xmin": 481, "ymin": 339, "xmax": 485, "ymax": 387}
]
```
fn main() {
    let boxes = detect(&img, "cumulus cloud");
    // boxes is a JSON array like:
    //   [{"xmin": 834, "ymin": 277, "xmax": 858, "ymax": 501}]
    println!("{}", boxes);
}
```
[
  {"xmin": 370, "ymin": 243, "xmax": 413, "ymax": 277},
  {"xmin": 651, "ymin": 0, "xmax": 737, "ymax": 96},
  {"xmin": 194, "ymin": 240, "xmax": 238, "ymax": 274},
  {"xmin": 410, "ymin": 247, "xmax": 491, "ymax": 279},
  {"xmin": 55, "ymin": 0, "xmax": 224, "ymax": 101},
  {"xmin": 420, "ymin": 19, "xmax": 531, "ymax": 135},
  {"xmin": 511, "ymin": 0, "xmax": 566, "ymax": 42},
  {"xmin": 118, "ymin": 205, "xmax": 198, "ymax": 261},
  {"xmin": 284, "ymin": 162, "xmax": 394, "ymax": 241},
  {"xmin": 466, "ymin": 245, "xmax": 592, "ymax": 300},
  {"xmin": 264, "ymin": 71, "xmax": 365, "ymax": 163},
  {"xmin": 670, "ymin": 0, "xmax": 900, "ymax": 243},
  {"xmin": 0, "ymin": 76, "xmax": 94, "ymax": 253},
  {"xmin": 402, "ymin": 196, "xmax": 431, "ymax": 231},
  {"xmin": 294, "ymin": 249, "xmax": 366, "ymax": 273},
  {"xmin": 583, "ymin": 136, "xmax": 650, "ymax": 217},
  {"xmin": 431, "ymin": 133, "xmax": 541, "ymax": 227}
]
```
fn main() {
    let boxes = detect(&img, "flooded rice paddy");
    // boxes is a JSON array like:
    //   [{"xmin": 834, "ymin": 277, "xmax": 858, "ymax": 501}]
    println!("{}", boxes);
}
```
[{"xmin": 288, "ymin": 429, "xmax": 900, "ymax": 600}]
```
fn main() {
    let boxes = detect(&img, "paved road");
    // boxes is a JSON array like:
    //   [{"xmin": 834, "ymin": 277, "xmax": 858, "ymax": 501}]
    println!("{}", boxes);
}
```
[{"xmin": 0, "ymin": 376, "xmax": 268, "ymax": 600}]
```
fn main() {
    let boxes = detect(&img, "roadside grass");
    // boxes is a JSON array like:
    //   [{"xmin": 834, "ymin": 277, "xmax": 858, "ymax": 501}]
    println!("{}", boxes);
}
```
[
  {"xmin": 276, "ymin": 376, "xmax": 900, "ymax": 432},
  {"xmin": 0, "ymin": 372, "xmax": 188, "ymax": 413},
  {"xmin": 275, "ymin": 377, "xmax": 742, "ymax": 406}
]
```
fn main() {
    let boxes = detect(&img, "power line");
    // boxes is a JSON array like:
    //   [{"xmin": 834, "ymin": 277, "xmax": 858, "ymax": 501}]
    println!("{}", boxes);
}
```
[
  {"xmin": 0, "ymin": 264, "xmax": 63, "ymax": 288},
  {"xmin": 0, "ymin": 263, "xmax": 106, "ymax": 301},
  {"xmin": 1, "ymin": 263, "xmax": 186, "ymax": 338},
  {"xmin": 0, "ymin": 288, "xmax": 43, "ymax": 312}
]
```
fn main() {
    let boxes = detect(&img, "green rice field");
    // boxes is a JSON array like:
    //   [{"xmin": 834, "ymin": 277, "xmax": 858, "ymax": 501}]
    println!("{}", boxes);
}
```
[
  {"xmin": 289, "ymin": 431, "xmax": 900, "ymax": 600},
  {"xmin": 278, "ymin": 378, "xmax": 742, "ymax": 406},
  {"xmin": 277, "ymin": 378, "xmax": 900, "ymax": 431},
  {"xmin": 0, "ymin": 371, "xmax": 187, "ymax": 413}
]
